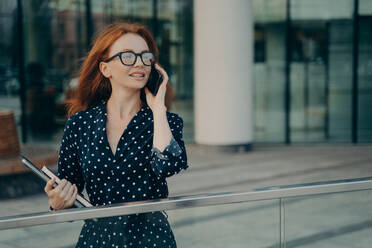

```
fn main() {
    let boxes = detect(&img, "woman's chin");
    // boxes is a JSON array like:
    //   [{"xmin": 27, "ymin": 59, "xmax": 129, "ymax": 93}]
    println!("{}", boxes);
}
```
[
  {"xmin": 129, "ymin": 81, "xmax": 147, "ymax": 90},
  {"xmin": 113, "ymin": 78, "xmax": 148, "ymax": 91},
  {"xmin": 135, "ymin": 81, "xmax": 147, "ymax": 88}
]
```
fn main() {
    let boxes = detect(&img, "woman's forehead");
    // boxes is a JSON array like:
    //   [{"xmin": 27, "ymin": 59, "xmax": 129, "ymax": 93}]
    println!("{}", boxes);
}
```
[{"xmin": 110, "ymin": 33, "xmax": 149, "ymax": 54}]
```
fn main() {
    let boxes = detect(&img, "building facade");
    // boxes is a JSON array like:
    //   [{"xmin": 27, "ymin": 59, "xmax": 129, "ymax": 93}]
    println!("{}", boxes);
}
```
[{"xmin": 0, "ymin": 0, "xmax": 371, "ymax": 146}]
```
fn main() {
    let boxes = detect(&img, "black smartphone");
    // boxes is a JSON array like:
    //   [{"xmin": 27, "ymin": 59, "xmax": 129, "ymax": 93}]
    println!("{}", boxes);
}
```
[{"xmin": 146, "ymin": 64, "xmax": 163, "ymax": 96}]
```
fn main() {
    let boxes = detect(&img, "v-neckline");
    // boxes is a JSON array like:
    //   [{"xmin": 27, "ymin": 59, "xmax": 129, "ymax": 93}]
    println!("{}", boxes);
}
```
[{"xmin": 103, "ymin": 103, "xmax": 145, "ymax": 159}]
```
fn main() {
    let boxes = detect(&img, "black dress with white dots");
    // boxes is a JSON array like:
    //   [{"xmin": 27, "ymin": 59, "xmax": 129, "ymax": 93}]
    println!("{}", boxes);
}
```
[{"xmin": 57, "ymin": 100, "xmax": 188, "ymax": 248}]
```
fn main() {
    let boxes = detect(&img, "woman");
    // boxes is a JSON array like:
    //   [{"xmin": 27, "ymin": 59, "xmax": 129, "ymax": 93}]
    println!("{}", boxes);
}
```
[{"xmin": 44, "ymin": 22, "xmax": 188, "ymax": 248}]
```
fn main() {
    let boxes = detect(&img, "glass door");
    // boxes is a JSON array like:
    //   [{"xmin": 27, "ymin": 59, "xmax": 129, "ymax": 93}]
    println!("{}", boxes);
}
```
[
  {"xmin": 358, "ymin": 14, "xmax": 372, "ymax": 142},
  {"xmin": 289, "ymin": 0, "xmax": 354, "ymax": 142}
]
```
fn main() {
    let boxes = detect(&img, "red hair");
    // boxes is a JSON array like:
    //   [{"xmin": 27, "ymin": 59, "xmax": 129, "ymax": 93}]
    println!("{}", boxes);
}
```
[{"xmin": 66, "ymin": 22, "xmax": 174, "ymax": 117}]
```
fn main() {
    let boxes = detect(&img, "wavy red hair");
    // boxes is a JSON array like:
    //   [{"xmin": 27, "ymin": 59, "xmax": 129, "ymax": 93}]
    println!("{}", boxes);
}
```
[{"xmin": 66, "ymin": 22, "xmax": 175, "ymax": 117}]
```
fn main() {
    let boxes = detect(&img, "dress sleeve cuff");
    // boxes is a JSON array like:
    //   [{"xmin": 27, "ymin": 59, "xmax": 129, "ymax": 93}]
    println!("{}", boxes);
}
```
[{"xmin": 151, "ymin": 136, "xmax": 183, "ymax": 160}]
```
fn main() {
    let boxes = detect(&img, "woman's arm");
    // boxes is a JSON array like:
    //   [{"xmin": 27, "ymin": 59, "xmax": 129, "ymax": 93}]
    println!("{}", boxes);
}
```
[
  {"xmin": 145, "ymin": 63, "xmax": 188, "ymax": 179},
  {"xmin": 150, "ymin": 112, "xmax": 188, "ymax": 179},
  {"xmin": 152, "ymin": 107, "xmax": 172, "ymax": 152}
]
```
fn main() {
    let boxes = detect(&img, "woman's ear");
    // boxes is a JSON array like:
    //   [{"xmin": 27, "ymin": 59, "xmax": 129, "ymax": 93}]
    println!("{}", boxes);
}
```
[{"xmin": 99, "ymin": 62, "xmax": 111, "ymax": 78}]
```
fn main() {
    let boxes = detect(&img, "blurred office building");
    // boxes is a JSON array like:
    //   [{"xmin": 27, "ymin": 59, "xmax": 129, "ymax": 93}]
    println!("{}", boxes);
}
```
[{"xmin": 0, "ymin": 0, "xmax": 371, "ymax": 148}]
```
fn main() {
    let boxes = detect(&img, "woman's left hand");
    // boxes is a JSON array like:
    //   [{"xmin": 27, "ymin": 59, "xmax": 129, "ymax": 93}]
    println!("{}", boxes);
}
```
[{"xmin": 144, "ymin": 63, "xmax": 168, "ymax": 113}]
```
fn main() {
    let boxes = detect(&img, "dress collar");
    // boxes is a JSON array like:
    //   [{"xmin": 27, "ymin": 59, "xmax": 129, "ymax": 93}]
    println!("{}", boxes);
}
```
[
  {"xmin": 95, "ymin": 100, "xmax": 151, "ymax": 119},
  {"xmin": 93, "ymin": 100, "xmax": 152, "ymax": 159}
]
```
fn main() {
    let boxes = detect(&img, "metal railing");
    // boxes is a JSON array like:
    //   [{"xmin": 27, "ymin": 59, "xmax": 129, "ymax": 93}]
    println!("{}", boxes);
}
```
[{"xmin": 1, "ymin": 177, "xmax": 372, "ymax": 231}]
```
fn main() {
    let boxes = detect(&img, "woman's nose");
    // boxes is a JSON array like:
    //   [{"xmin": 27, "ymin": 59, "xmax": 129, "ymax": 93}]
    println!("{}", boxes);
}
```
[{"xmin": 133, "ymin": 56, "xmax": 145, "ymax": 67}]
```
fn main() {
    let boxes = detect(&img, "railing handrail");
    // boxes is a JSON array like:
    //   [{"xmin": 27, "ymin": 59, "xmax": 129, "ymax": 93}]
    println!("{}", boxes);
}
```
[{"xmin": 1, "ymin": 177, "xmax": 372, "ymax": 230}]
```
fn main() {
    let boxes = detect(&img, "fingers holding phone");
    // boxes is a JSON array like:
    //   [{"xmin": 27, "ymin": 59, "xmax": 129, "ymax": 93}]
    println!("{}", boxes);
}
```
[
  {"xmin": 145, "ymin": 63, "xmax": 169, "ymax": 111},
  {"xmin": 154, "ymin": 63, "xmax": 168, "ymax": 86},
  {"xmin": 146, "ymin": 64, "xmax": 162, "ymax": 96},
  {"xmin": 153, "ymin": 64, "xmax": 169, "ymax": 100}
]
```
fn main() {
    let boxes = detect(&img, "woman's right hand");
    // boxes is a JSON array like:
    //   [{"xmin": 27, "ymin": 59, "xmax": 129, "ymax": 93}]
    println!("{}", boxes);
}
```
[{"xmin": 44, "ymin": 178, "xmax": 78, "ymax": 210}]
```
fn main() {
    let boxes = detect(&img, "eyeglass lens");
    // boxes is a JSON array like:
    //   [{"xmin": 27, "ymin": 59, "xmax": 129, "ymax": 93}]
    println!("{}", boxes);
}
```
[{"xmin": 121, "ymin": 52, "xmax": 155, "ymax": 66}]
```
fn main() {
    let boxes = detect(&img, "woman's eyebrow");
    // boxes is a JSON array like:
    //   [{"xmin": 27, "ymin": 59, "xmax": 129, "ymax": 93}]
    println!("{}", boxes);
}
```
[{"xmin": 122, "ymin": 49, "xmax": 150, "ymax": 53}]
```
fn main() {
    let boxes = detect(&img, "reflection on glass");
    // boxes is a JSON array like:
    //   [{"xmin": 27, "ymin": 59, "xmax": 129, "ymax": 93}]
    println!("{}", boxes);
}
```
[
  {"xmin": 290, "ymin": 0, "xmax": 353, "ymax": 21},
  {"xmin": 0, "ymin": 221, "xmax": 83, "ymax": 247},
  {"xmin": 0, "ymin": 0, "xmax": 195, "ymax": 145},
  {"xmin": 358, "ymin": 16, "xmax": 372, "ymax": 142},
  {"xmin": 289, "ymin": 0, "xmax": 354, "ymax": 142},
  {"xmin": 169, "ymin": 200, "xmax": 279, "ymax": 247},
  {"xmin": 284, "ymin": 190, "xmax": 372, "ymax": 247},
  {"xmin": 290, "ymin": 23, "xmax": 328, "ymax": 142},
  {"xmin": 2, "ymin": 0, "xmax": 371, "ymax": 145},
  {"xmin": 21, "ymin": 0, "xmax": 87, "ymax": 143},
  {"xmin": 359, "ymin": 0, "xmax": 372, "ymax": 15},
  {"xmin": 157, "ymin": 0, "xmax": 194, "ymax": 143},
  {"xmin": 253, "ymin": 0, "xmax": 287, "ymax": 142},
  {"xmin": 0, "ymin": 2, "xmax": 20, "ymax": 135}
]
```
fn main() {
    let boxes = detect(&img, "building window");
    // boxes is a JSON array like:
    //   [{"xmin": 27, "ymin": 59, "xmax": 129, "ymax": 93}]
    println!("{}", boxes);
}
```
[
  {"xmin": 254, "ymin": 27, "xmax": 266, "ymax": 63},
  {"xmin": 291, "ymin": 28, "xmax": 327, "ymax": 62}
]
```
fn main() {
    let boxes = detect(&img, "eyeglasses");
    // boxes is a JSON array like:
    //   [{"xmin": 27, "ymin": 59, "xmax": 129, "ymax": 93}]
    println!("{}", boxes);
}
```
[{"xmin": 104, "ymin": 51, "xmax": 155, "ymax": 66}]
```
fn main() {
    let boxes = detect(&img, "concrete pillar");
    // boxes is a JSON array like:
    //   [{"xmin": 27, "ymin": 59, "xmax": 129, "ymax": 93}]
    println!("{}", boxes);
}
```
[{"xmin": 194, "ymin": 0, "xmax": 254, "ymax": 148}]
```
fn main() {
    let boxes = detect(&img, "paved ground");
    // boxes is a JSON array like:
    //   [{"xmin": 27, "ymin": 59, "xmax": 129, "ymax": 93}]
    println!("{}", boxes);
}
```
[{"xmin": 1, "ymin": 144, "xmax": 372, "ymax": 247}]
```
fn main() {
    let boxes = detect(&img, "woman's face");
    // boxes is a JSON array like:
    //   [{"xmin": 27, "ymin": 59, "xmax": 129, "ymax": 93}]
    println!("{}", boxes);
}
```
[{"xmin": 103, "ymin": 33, "xmax": 152, "ymax": 91}]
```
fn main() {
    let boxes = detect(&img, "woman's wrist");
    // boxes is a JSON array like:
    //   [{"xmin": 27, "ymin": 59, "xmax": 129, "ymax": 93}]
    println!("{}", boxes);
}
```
[{"xmin": 152, "ymin": 105, "xmax": 167, "ymax": 115}]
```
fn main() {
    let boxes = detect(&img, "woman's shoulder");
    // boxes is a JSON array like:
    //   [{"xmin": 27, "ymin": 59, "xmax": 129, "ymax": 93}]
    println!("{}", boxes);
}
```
[{"xmin": 65, "ymin": 103, "xmax": 103, "ymax": 127}]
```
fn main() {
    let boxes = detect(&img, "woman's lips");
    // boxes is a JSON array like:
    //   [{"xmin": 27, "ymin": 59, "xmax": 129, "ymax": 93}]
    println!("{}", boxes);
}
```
[
  {"xmin": 130, "ymin": 73, "xmax": 145, "ymax": 78},
  {"xmin": 129, "ymin": 71, "xmax": 146, "ymax": 81},
  {"xmin": 130, "ymin": 75, "xmax": 145, "ymax": 81},
  {"xmin": 129, "ymin": 71, "xmax": 145, "ymax": 76}
]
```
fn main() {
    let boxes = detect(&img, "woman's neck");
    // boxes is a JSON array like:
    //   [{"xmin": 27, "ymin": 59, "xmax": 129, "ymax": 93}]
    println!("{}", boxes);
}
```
[{"xmin": 107, "ymin": 87, "xmax": 142, "ymax": 121}]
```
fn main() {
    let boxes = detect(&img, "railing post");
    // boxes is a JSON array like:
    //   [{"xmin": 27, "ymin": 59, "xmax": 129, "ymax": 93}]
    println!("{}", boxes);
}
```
[{"xmin": 279, "ymin": 198, "xmax": 286, "ymax": 248}]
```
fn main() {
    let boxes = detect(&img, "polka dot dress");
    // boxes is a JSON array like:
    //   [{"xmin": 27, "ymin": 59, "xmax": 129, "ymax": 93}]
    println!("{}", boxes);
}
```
[{"xmin": 57, "ymin": 100, "xmax": 188, "ymax": 248}]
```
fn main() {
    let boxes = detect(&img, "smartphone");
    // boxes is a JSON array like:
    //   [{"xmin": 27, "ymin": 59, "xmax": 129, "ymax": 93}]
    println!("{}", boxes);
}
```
[{"xmin": 146, "ymin": 64, "xmax": 163, "ymax": 96}]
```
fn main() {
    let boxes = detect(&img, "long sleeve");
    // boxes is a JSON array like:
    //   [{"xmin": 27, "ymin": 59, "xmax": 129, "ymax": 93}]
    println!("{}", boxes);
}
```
[
  {"xmin": 57, "ymin": 117, "xmax": 85, "ymax": 193},
  {"xmin": 150, "ymin": 113, "xmax": 188, "ymax": 179}
]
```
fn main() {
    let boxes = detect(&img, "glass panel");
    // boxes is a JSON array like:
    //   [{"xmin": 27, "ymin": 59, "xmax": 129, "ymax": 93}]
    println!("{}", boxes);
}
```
[
  {"xmin": 158, "ymin": 0, "xmax": 194, "ymax": 143},
  {"xmin": 169, "ymin": 200, "xmax": 279, "ymax": 247},
  {"xmin": 0, "ymin": 1, "xmax": 18, "ymax": 96},
  {"xmin": 0, "ymin": 2, "xmax": 21, "ymax": 150},
  {"xmin": 291, "ymin": 0, "xmax": 353, "ymax": 21},
  {"xmin": 18, "ymin": 0, "xmax": 87, "ymax": 145},
  {"xmin": 358, "ymin": 17, "xmax": 372, "ymax": 142},
  {"xmin": 0, "ymin": 221, "xmax": 83, "ymax": 247},
  {"xmin": 327, "ymin": 19, "xmax": 353, "ymax": 142},
  {"xmin": 284, "ymin": 190, "xmax": 372, "ymax": 247},
  {"xmin": 253, "ymin": 0, "xmax": 287, "ymax": 23},
  {"xmin": 91, "ymin": 0, "xmax": 153, "ymax": 28},
  {"xmin": 253, "ymin": 0, "xmax": 287, "ymax": 142},
  {"xmin": 359, "ymin": 0, "xmax": 372, "ymax": 15},
  {"xmin": 11, "ymin": 0, "xmax": 194, "ymax": 146},
  {"xmin": 289, "ymin": 0, "xmax": 354, "ymax": 142},
  {"xmin": 0, "ymin": 199, "xmax": 279, "ymax": 247}
]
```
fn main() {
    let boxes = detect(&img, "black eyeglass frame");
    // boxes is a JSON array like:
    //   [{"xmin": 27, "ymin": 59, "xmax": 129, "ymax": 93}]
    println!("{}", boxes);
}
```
[{"xmin": 103, "ymin": 51, "xmax": 156, "ymax": 66}]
